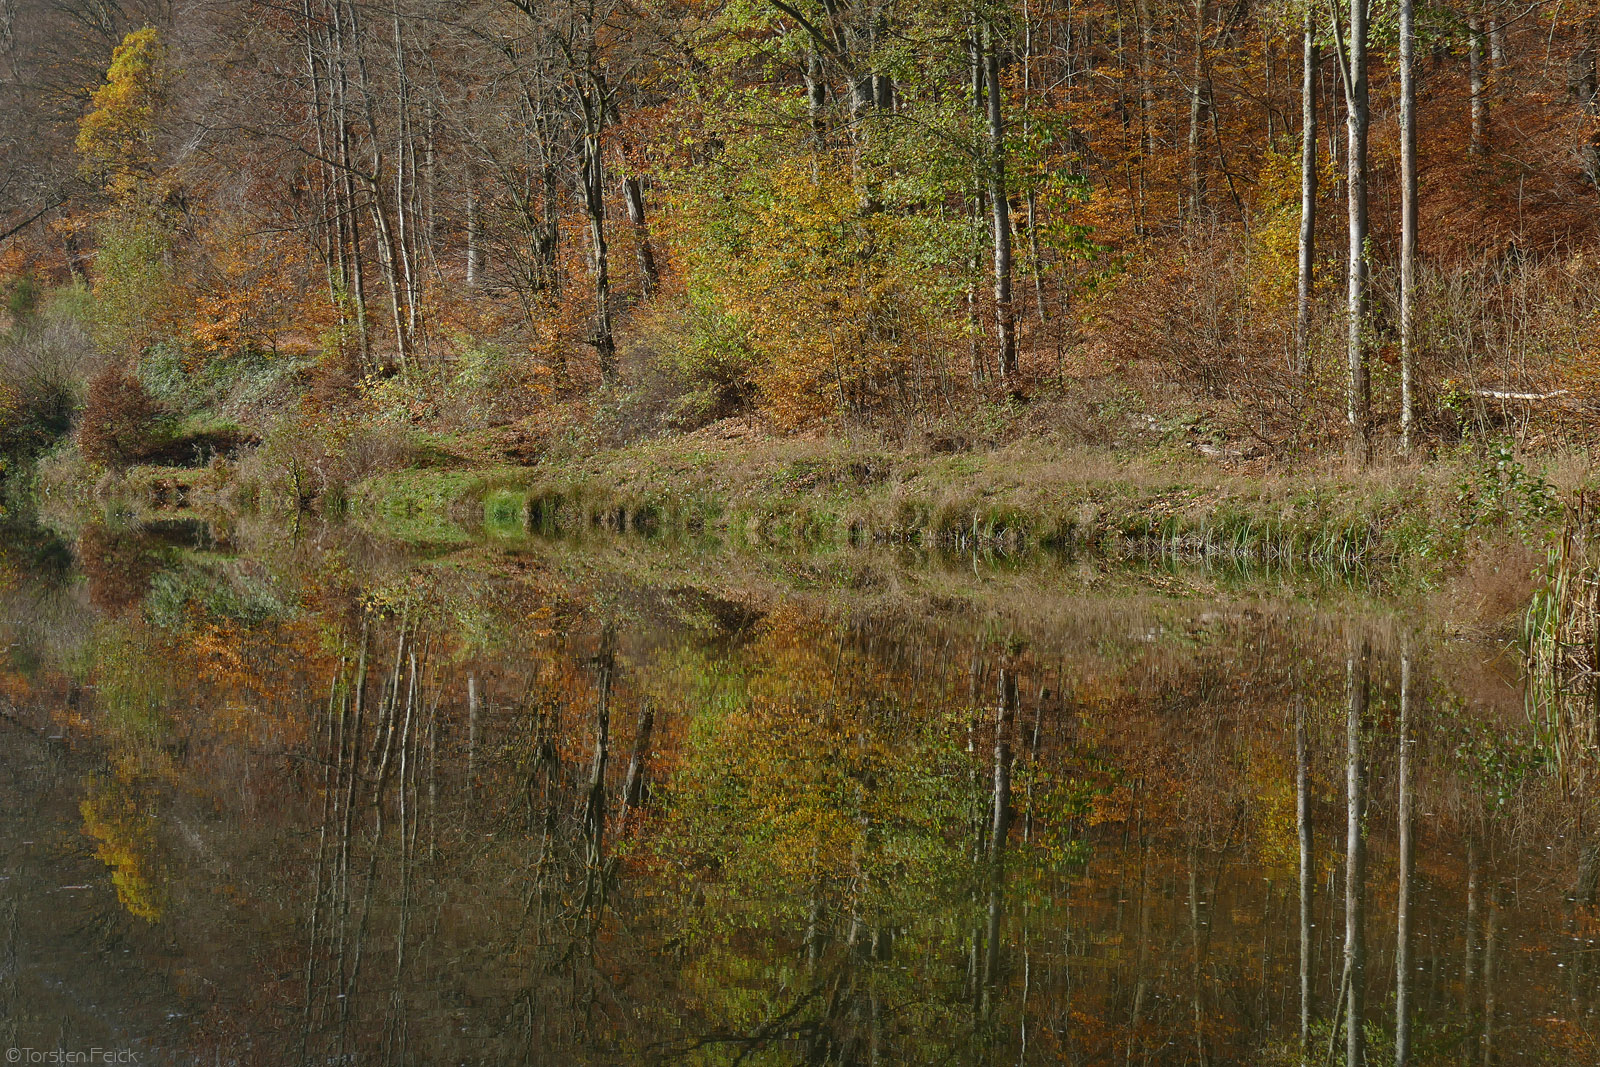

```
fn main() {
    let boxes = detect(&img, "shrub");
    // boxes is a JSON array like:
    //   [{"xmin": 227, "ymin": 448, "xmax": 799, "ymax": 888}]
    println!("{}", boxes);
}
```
[
  {"xmin": 90, "ymin": 208, "xmax": 178, "ymax": 357},
  {"xmin": 652, "ymin": 296, "xmax": 759, "ymax": 430},
  {"xmin": 669, "ymin": 156, "xmax": 957, "ymax": 428},
  {"xmin": 79, "ymin": 365, "xmax": 171, "ymax": 469},
  {"xmin": 137, "ymin": 339, "xmax": 298, "ymax": 412},
  {"xmin": 5, "ymin": 273, "xmax": 40, "ymax": 321},
  {"xmin": 0, "ymin": 316, "xmax": 97, "ymax": 459}
]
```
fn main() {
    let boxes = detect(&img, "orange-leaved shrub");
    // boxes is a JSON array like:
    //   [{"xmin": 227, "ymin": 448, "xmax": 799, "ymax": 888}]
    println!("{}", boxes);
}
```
[{"xmin": 79, "ymin": 365, "xmax": 169, "ymax": 468}]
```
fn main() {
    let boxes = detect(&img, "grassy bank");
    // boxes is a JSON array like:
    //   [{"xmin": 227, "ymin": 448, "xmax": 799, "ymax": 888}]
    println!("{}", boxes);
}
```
[{"xmin": 345, "ymin": 429, "xmax": 1573, "ymax": 577}]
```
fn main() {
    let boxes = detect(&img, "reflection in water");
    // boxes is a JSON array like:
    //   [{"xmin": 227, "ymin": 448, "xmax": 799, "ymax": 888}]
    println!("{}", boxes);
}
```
[
  {"xmin": 0, "ymin": 521, "xmax": 1597, "ymax": 1062},
  {"xmin": 1396, "ymin": 637, "xmax": 1414, "ymax": 1067},
  {"xmin": 1344, "ymin": 636, "xmax": 1368, "ymax": 1067},
  {"xmin": 1297, "ymin": 690, "xmax": 1313, "ymax": 1058}
]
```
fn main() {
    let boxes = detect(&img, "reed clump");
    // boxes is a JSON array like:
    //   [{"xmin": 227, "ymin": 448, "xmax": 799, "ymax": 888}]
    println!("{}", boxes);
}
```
[{"xmin": 1524, "ymin": 491, "xmax": 1600, "ymax": 790}]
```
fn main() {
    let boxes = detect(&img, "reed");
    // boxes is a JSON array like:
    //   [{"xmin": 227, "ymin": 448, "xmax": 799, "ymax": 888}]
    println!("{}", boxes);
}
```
[{"xmin": 1523, "ymin": 491, "xmax": 1600, "ymax": 790}]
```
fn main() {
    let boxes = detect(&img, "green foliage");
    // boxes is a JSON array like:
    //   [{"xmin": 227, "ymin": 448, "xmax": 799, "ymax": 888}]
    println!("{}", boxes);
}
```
[
  {"xmin": 91, "ymin": 622, "xmax": 172, "ymax": 741},
  {"xmin": 143, "ymin": 562, "xmax": 286, "ymax": 629},
  {"xmin": 649, "ymin": 295, "xmax": 758, "ymax": 429},
  {"xmin": 1455, "ymin": 440, "xmax": 1559, "ymax": 533},
  {"xmin": 90, "ymin": 207, "xmax": 177, "ymax": 356},
  {"xmin": 45, "ymin": 279, "xmax": 97, "ymax": 326},
  {"xmin": 5, "ymin": 273, "xmax": 41, "ymax": 322},
  {"xmin": 137, "ymin": 340, "xmax": 295, "ymax": 413},
  {"xmin": 450, "ymin": 335, "xmax": 512, "ymax": 394},
  {"xmin": 1451, "ymin": 721, "xmax": 1549, "ymax": 811},
  {"xmin": 670, "ymin": 154, "xmax": 953, "ymax": 425}
]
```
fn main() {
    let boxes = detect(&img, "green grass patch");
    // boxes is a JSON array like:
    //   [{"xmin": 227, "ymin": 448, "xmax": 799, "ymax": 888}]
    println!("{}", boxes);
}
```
[{"xmin": 339, "ymin": 433, "xmax": 1572, "ymax": 583}]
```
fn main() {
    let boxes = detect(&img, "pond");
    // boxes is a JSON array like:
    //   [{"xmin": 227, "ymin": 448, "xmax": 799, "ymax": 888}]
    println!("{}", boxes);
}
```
[{"xmin": 0, "ymin": 518, "xmax": 1594, "ymax": 1064}]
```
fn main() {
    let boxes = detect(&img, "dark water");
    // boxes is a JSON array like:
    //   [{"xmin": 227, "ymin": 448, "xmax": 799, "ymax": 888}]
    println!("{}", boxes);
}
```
[{"xmin": 0, "ymin": 519, "xmax": 1597, "ymax": 1065}]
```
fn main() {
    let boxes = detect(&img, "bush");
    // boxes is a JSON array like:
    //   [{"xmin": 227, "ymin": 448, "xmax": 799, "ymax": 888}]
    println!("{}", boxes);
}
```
[
  {"xmin": 0, "ymin": 317, "xmax": 97, "ymax": 460},
  {"xmin": 651, "ymin": 296, "xmax": 759, "ymax": 430},
  {"xmin": 79, "ymin": 366, "xmax": 172, "ymax": 469},
  {"xmin": 5, "ymin": 273, "xmax": 40, "ymax": 321},
  {"xmin": 137, "ymin": 340, "xmax": 300, "ymax": 412},
  {"xmin": 232, "ymin": 412, "xmax": 414, "ymax": 512}
]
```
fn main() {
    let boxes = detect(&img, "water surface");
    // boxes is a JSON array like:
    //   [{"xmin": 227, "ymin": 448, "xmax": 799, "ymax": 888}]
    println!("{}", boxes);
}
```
[{"xmin": 0, "ymin": 519, "xmax": 1594, "ymax": 1064}]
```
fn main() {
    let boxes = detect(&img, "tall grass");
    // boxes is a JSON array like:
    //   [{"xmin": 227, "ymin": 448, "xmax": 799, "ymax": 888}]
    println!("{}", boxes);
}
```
[{"xmin": 1524, "ymin": 493, "xmax": 1600, "ymax": 790}]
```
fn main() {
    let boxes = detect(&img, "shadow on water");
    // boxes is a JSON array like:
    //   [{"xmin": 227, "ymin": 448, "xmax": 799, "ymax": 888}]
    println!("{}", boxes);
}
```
[{"xmin": 0, "ymin": 513, "xmax": 1594, "ymax": 1063}]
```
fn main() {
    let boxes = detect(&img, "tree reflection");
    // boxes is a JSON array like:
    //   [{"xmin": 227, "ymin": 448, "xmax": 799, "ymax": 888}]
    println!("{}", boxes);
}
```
[{"xmin": 0, "ymin": 536, "xmax": 1597, "ymax": 1063}]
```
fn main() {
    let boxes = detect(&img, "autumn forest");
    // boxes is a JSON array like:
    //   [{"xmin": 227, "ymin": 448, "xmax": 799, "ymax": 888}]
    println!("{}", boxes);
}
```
[
  {"xmin": 2, "ymin": 0, "xmax": 1600, "ymax": 1064},
  {"xmin": 0, "ymin": 0, "xmax": 1596, "ymax": 472}
]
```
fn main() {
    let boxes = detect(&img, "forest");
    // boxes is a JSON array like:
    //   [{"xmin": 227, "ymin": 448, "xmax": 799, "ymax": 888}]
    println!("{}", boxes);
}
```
[
  {"xmin": 0, "ymin": 0, "xmax": 1596, "ymax": 510},
  {"xmin": 6, "ymin": 1, "xmax": 1600, "ymax": 1060}
]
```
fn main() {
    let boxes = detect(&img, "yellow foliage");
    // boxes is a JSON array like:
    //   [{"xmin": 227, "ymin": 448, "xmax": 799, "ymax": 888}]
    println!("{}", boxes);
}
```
[
  {"xmin": 675, "ymin": 156, "xmax": 942, "ymax": 427},
  {"xmin": 182, "ymin": 218, "xmax": 305, "ymax": 353},
  {"xmin": 79, "ymin": 771, "xmax": 166, "ymax": 922},
  {"xmin": 77, "ymin": 27, "xmax": 169, "ymax": 191}
]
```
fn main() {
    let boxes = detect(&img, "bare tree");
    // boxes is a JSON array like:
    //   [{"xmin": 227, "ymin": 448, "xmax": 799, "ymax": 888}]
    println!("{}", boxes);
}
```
[
  {"xmin": 1329, "ymin": 0, "xmax": 1373, "ymax": 465},
  {"xmin": 1399, "ymin": 0, "xmax": 1419, "ymax": 452},
  {"xmin": 1295, "ymin": 1, "xmax": 1318, "ymax": 381},
  {"xmin": 982, "ymin": 20, "xmax": 1018, "ymax": 393}
]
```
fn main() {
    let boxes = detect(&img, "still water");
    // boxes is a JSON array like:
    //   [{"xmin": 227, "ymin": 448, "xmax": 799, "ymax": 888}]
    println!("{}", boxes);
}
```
[{"xmin": 0, "ymin": 518, "xmax": 1596, "ymax": 1065}]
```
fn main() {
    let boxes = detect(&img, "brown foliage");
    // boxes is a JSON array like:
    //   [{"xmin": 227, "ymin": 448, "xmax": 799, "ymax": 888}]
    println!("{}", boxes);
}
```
[
  {"xmin": 77, "ymin": 524, "xmax": 161, "ymax": 615},
  {"xmin": 1093, "ymin": 237, "xmax": 1306, "ymax": 449},
  {"xmin": 79, "ymin": 365, "xmax": 168, "ymax": 469}
]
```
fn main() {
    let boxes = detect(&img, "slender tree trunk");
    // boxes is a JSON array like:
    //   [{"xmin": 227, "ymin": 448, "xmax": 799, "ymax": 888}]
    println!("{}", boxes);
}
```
[
  {"xmin": 1399, "ymin": 0, "xmax": 1419, "ymax": 453},
  {"xmin": 583, "ymin": 628, "xmax": 615, "ymax": 878},
  {"xmin": 1469, "ymin": 8, "xmax": 1487, "ymax": 156},
  {"xmin": 983, "ymin": 26, "xmax": 1018, "ymax": 393},
  {"xmin": 302, "ymin": 1, "xmax": 339, "ymax": 311},
  {"xmin": 980, "ymin": 668, "xmax": 1013, "ymax": 1022},
  {"xmin": 806, "ymin": 50, "xmax": 827, "ymax": 149},
  {"xmin": 991, "ymin": 667, "xmax": 1016, "ymax": 851},
  {"xmin": 1296, "ymin": 3, "xmax": 1318, "ymax": 381},
  {"xmin": 1481, "ymin": 890, "xmax": 1497, "ymax": 1065},
  {"xmin": 1345, "ymin": 636, "xmax": 1369, "ymax": 1067},
  {"xmin": 1022, "ymin": 0, "xmax": 1049, "ymax": 324},
  {"xmin": 968, "ymin": 23, "xmax": 987, "ymax": 386},
  {"xmin": 1188, "ymin": 850, "xmax": 1208, "ymax": 1067},
  {"xmin": 618, "ymin": 702, "xmax": 654, "ymax": 829},
  {"xmin": 1396, "ymin": 639, "xmax": 1414, "ymax": 1066},
  {"xmin": 1188, "ymin": 0, "xmax": 1209, "ymax": 221},
  {"xmin": 367, "ymin": 192, "xmax": 410, "ymax": 372},
  {"xmin": 392, "ymin": 5, "xmax": 421, "ymax": 351},
  {"xmin": 535, "ymin": 121, "xmax": 560, "ymax": 290},
  {"xmin": 1135, "ymin": 0, "xmax": 1153, "ymax": 233},
  {"xmin": 329, "ymin": 2, "xmax": 369, "ymax": 367},
  {"xmin": 1465, "ymin": 834, "xmax": 1481, "ymax": 1006},
  {"xmin": 1570, "ymin": 17, "xmax": 1600, "ymax": 192},
  {"xmin": 465, "ymin": 167, "xmax": 481, "ymax": 288},
  {"xmin": 423, "ymin": 104, "xmax": 435, "ymax": 262},
  {"xmin": 621, "ymin": 167, "xmax": 659, "ymax": 296},
  {"xmin": 579, "ymin": 88, "xmax": 616, "ymax": 383},
  {"xmin": 1339, "ymin": 0, "xmax": 1372, "ymax": 465},
  {"xmin": 1296, "ymin": 693, "xmax": 1313, "ymax": 1056},
  {"xmin": 1266, "ymin": 35, "xmax": 1276, "ymax": 142},
  {"xmin": 347, "ymin": 0, "xmax": 409, "ymax": 371}
]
